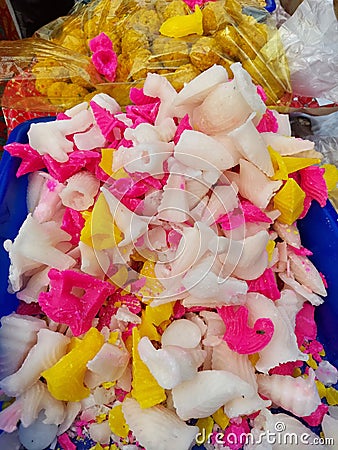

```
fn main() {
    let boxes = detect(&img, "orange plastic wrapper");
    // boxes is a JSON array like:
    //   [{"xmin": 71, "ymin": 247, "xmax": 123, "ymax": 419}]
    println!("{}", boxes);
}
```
[{"xmin": 0, "ymin": 0, "xmax": 292, "ymax": 128}]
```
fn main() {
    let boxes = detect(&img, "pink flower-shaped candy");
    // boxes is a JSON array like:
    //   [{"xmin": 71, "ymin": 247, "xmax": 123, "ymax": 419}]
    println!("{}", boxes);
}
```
[{"xmin": 38, "ymin": 269, "xmax": 116, "ymax": 336}]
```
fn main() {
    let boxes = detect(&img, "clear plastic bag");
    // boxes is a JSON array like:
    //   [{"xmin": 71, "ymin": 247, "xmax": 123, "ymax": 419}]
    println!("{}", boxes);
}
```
[
  {"xmin": 279, "ymin": 0, "xmax": 338, "ymax": 103},
  {"xmin": 0, "ymin": 0, "xmax": 292, "ymax": 120},
  {"xmin": 35, "ymin": 0, "xmax": 292, "ymax": 107}
]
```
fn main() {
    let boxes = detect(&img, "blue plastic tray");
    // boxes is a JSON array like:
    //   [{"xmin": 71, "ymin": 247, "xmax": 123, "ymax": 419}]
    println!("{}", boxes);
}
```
[{"xmin": 0, "ymin": 118, "xmax": 337, "ymax": 449}]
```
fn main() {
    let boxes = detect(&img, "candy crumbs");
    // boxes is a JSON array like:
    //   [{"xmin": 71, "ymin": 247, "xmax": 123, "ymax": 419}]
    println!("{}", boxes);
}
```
[{"xmin": 0, "ymin": 63, "xmax": 337, "ymax": 450}]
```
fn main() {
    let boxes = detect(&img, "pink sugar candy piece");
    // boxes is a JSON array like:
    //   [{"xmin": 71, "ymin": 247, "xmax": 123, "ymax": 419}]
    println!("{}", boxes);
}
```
[
  {"xmin": 223, "ymin": 418, "xmax": 251, "ymax": 450},
  {"xmin": 173, "ymin": 114, "xmax": 193, "ymax": 145},
  {"xmin": 299, "ymin": 166, "xmax": 328, "ymax": 219},
  {"xmin": 218, "ymin": 305, "xmax": 274, "ymax": 354},
  {"xmin": 97, "ymin": 300, "xmax": 117, "ymax": 331},
  {"xmin": 38, "ymin": 268, "xmax": 116, "ymax": 336},
  {"xmin": 125, "ymin": 101, "xmax": 160, "ymax": 125},
  {"xmin": 295, "ymin": 302, "xmax": 317, "ymax": 346},
  {"xmin": 129, "ymin": 87, "xmax": 159, "ymax": 105},
  {"xmin": 57, "ymin": 433, "xmax": 76, "ymax": 450},
  {"xmin": 116, "ymin": 290, "xmax": 142, "ymax": 314},
  {"xmin": 240, "ymin": 199, "xmax": 272, "ymax": 224},
  {"xmin": 90, "ymin": 101, "xmax": 126, "ymax": 142},
  {"xmin": 115, "ymin": 387, "xmax": 128, "ymax": 402},
  {"xmin": 257, "ymin": 85, "xmax": 268, "ymax": 102},
  {"xmin": 256, "ymin": 109, "xmax": 278, "ymax": 133},
  {"xmin": 217, "ymin": 211, "xmax": 245, "ymax": 231},
  {"xmin": 173, "ymin": 301, "xmax": 186, "ymax": 319},
  {"xmin": 302, "ymin": 403, "xmax": 328, "ymax": 427},
  {"xmin": 247, "ymin": 268, "xmax": 281, "ymax": 301},
  {"xmin": 4, "ymin": 143, "xmax": 45, "ymax": 177},
  {"xmin": 43, "ymin": 150, "xmax": 101, "ymax": 183},
  {"xmin": 306, "ymin": 339, "xmax": 324, "ymax": 362},
  {"xmin": 61, "ymin": 208, "xmax": 85, "ymax": 246},
  {"xmin": 183, "ymin": 0, "xmax": 211, "ymax": 8},
  {"xmin": 92, "ymin": 49, "xmax": 118, "ymax": 82},
  {"xmin": 269, "ymin": 360, "xmax": 304, "ymax": 376},
  {"xmin": 89, "ymin": 32, "xmax": 113, "ymax": 53},
  {"xmin": 16, "ymin": 301, "xmax": 42, "ymax": 316}
]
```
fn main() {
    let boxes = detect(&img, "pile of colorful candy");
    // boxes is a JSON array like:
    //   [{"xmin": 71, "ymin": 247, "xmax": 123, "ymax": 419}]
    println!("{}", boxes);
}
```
[{"xmin": 0, "ymin": 63, "xmax": 338, "ymax": 450}]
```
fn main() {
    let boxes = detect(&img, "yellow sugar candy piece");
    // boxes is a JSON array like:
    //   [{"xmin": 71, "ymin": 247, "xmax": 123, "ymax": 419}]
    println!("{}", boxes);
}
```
[
  {"xmin": 266, "ymin": 240, "xmax": 276, "ymax": 262},
  {"xmin": 131, "ymin": 327, "xmax": 166, "ymax": 408},
  {"xmin": 212, "ymin": 408, "xmax": 230, "ymax": 429},
  {"xmin": 80, "ymin": 210, "xmax": 93, "ymax": 247},
  {"xmin": 322, "ymin": 164, "xmax": 338, "ymax": 191},
  {"xmin": 269, "ymin": 146, "xmax": 288, "ymax": 181},
  {"xmin": 160, "ymin": 5, "xmax": 203, "ymax": 38},
  {"xmin": 108, "ymin": 331, "xmax": 119, "ymax": 345},
  {"xmin": 91, "ymin": 193, "xmax": 123, "ymax": 250},
  {"xmin": 96, "ymin": 413, "xmax": 107, "ymax": 423},
  {"xmin": 80, "ymin": 193, "xmax": 123, "ymax": 249},
  {"xmin": 139, "ymin": 260, "xmax": 165, "ymax": 301},
  {"xmin": 306, "ymin": 354, "xmax": 318, "ymax": 370},
  {"xmin": 293, "ymin": 367, "xmax": 302, "ymax": 377},
  {"xmin": 273, "ymin": 178, "xmax": 306, "ymax": 225},
  {"xmin": 138, "ymin": 302, "xmax": 174, "ymax": 341},
  {"xmin": 315, "ymin": 380, "xmax": 327, "ymax": 399},
  {"xmin": 325, "ymin": 387, "xmax": 338, "ymax": 405},
  {"xmin": 99, "ymin": 148, "xmax": 129, "ymax": 180},
  {"xmin": 282, "ymin": 157, "xmax": 321, "ymax": 174},
  {"xmin": 99, "ymin": 148, "xmax": 114, "ymax": 176},
  {"xmin": 42, "ymin": 327, "xmax": 104, "ymax": 402},
  {"xmin": 196, "ymin": 417, "xmax": 214, "ymax": 444},
  {"xmin": 108, "ymin": 404, "xmax": 129, "ymax": 438}
]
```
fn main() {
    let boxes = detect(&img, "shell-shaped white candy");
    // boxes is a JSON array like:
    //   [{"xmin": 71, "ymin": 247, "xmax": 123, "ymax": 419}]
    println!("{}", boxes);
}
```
[
  {"xmin": 161, "ymin": 319, "xmax": 202, "ymax": 348},
  {"xmin": 173, "ymin": 64, "xmax": 228, "ymax": 108},
  {"xmin": 201, "ymin": 184, "xmax": 239, "ymax": 226},
  {"xmin": 124, "ymin": 118, "xmax": 177, "ymax": 144},
  {"xmin": 115, "ymin": 142, "xmax": 174, "ymax": 175},
  {"xmin": 192, "ymin": 80, "xmax": 253, "ymax": 135},
  {"xmin": 218, "ymin": 230, "xmax": 270, "ymax": 281},
  {"xmin": 247, "ymin": 409, "xmax": 326, "ymax": 450},
  {"xmin": 101, "ymin": 186, "xmax": 148, "ymax": 247},
  {"xmin": 86, "ymin": 342, "xmax": 129, "ymax": 388},
  {"xmin": 138, "ymin": 337, "xmax": 205, "ymax": 389},
  {"xmin": 143, "ymin": 73, "xmax": 177, "ymax": 125},
  {"xmin": 88, "ymin": 421, "xmax": 111, "ymax": 445},
  {"xmin": 288, "ymin": 252, "xmax": 327, "ymax": 297},
  {"xmin": 4, "ymin": 214, "xmax": 75, "ymax": 292},
  {"xmin": 79, "ymin": 241, "xmax": 109, "ymax": 279},
  {"xmin": 229, "ymin": 113, "xmax": 274, "ymax": 176},
  {"xmin": 227, "ymin": 159, "xmax": 283, "ymax": 210},
  {"xmin": 260, "ymin": 133, "xmax": 315, "ymax": 156},
  {"xmin": 20, "ymin": 381, "xmax": 65, "ymax": 427},
  {"xmin": 16, "ymin": 267, "xmax": 50, "ymax": 304},
  {"xmin": 172, "ymin": 370, "xmax": 254, "ymax": 420},
  {"xmin": 0, "ymin": 314, "xmax": 46, "ymax": 380},
  {"xmin": 57, "ymin": 402, "xmax": 81, "ymax": 435},
  {"xmin": 257, "ymin": 369, "xmax": 321, "ymax": 417},
  {"xmin": 73, "ymin": 123, "xmax": 106, "ymax": 150},
  {"xmin": 182, "ymin": 255, "xmax": 248, "ymax": 300},
  {"xmin": 174, "ymin": 129, "xmax": 235, "ymax": 172},
  {"xmin": 0, "ymin": 329, "xmax": 70, "ymax": 397},
  {"xmin": 212, "ymin": 341, "xmax": 270, "ymax": 417},
  {"xmin": 122, "ymin": 397, "xmax": 198, "ymax": 450},
  {"xmin": 278, "ymin": 273, "xmax": 324, "ymax": 306},
  {"xmin": 321, "ymin": 414, "xmax": 338, "ymax": 448},
  {"xmin": 273, "ymin": 221, "xmax": 301, "ymax": 248},
  {"xmin": 315, "ymin": 360, "xmax": 338, "ymax": 386},
  {"xmin": 0, "ymin": 397, "xmax": 23, "ymax": 432},
  {"xmin": 28, "ymin": 109, "xmax": 93, "ymax": 163},
  {"xmin": 246, "ymin": 293, "xmax": 308, "ymax": 373},
  {"xmin": 158, "ymin": 173, "xmax": 190, "ymax": 223},
  {"xmin": 59, "ymin": 171, "xmax": 100, "ymax": 211}
]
